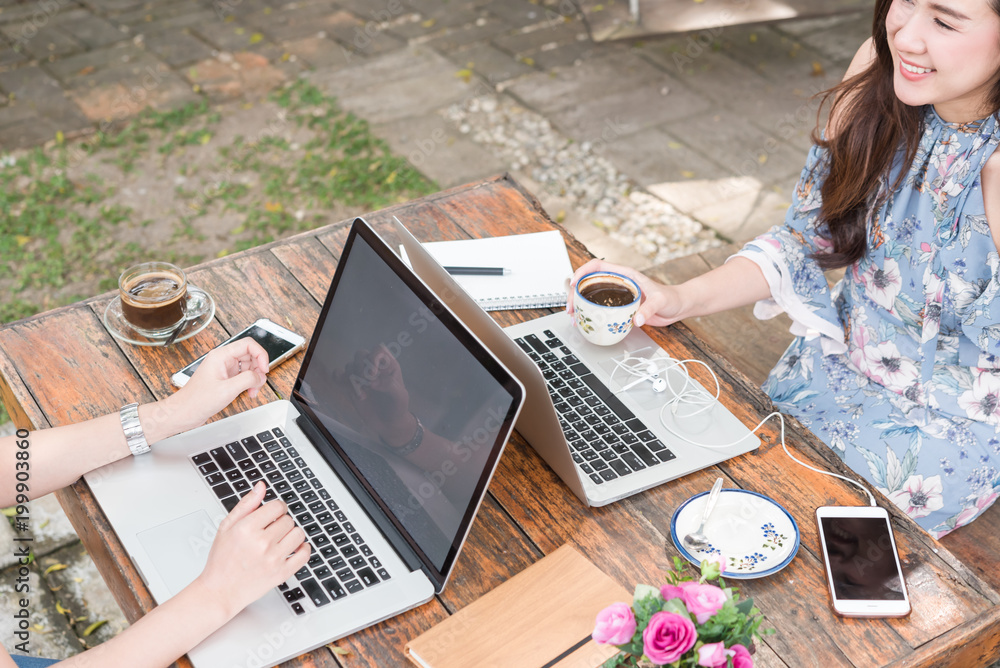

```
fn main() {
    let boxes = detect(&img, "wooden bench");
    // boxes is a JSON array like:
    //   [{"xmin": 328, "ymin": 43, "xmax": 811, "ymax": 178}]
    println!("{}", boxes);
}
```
[{"xmin": 644, "ymin": 242, "xmax": 1000, "ymax": 602}]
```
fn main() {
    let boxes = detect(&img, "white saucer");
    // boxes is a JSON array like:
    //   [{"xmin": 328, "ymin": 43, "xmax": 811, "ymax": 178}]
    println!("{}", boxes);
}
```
[
  {"xmin": 670, "ymin": 489, "xmax": 800, "ymax": 579},
  {"xmin": 103, "ymin": 288, "xmax": 215, "ymax": 347}
]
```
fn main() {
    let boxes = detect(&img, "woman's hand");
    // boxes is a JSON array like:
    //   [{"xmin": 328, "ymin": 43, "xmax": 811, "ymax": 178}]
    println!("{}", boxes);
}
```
[
  {"xmin": 164, "ymin": 339, "xmax": 271, "ymax": 433},
  {"xmin": 195, "ymin": 482, "xmax": 310, "ymax": 618},
  {"xmin": 568, "ymin": 259, "xmax": 685, "ymax": 328}
]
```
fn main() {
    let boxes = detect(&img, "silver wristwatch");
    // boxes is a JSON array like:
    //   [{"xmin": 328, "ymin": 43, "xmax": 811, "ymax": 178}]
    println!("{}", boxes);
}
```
[{"xmin": 119, "ymin": 402, "xmax": 151, "ymax": 456}]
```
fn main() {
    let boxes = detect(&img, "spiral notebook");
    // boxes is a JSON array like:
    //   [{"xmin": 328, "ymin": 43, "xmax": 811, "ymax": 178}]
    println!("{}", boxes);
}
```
[{"xmin": 409, "ymin": 230, "xmax": 574, "ymax": 311}]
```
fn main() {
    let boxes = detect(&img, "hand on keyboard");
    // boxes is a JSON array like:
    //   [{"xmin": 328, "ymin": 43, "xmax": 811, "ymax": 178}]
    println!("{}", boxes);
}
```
[{"xmin": 196, "ymin": 481, "xmax": 311, "ymax": 618}]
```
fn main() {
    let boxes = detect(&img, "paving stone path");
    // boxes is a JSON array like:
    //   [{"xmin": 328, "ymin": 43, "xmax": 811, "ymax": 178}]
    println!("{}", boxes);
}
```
[{"xmin": 0, "ymin": 0, "xmax": 875, "ymax": 660}]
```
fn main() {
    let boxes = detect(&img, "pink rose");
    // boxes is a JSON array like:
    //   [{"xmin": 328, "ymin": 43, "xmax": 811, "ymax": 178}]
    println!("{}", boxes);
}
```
[
  {"xmin": 681, "ymin": 582, "xmax": 729, "ymax": 624},
  {"xmin": 660, "ymin": 581, "xmax": 688, "ymax": 601},
  {"xmin": 697, "ymin": 642, "xmax": 730, "ymax": 667},
  {"xmin": 592, "ymin": 602, "xmax": 636, "ymax": 646},
  {"xmin": 661, "ymin": 583, "xmax": 684, "ymax": 601},
  {"xmin": 661, "ymin": 580, "xmax": 700, "ymax": 602},
  {"xmin": 642, "ymin": 611, "xmax": 697, "ymax": 664},
  {"xmin": 731, "ymin": 644, "xmax": 754, "ymax": 668}
]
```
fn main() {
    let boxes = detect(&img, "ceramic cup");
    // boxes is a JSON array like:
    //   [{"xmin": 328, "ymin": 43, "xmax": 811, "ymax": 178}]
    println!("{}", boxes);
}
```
[
  {"xmin": 573, "ymin": 271, "xmax": 642, "ymax": 346},
  {"xmin": 118, "ymin": 262, "xmax": 211, "ymax": 339}
]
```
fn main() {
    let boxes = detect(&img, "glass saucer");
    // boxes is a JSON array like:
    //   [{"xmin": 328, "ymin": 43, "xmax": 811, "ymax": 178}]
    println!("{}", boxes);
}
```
[
  {"xmin": 103, "ymin": 288, "xmax": 215, "ymax": 347},
  {"xmin": 670, "ymin": 489, "xmax": 800, "ymax": 579}
]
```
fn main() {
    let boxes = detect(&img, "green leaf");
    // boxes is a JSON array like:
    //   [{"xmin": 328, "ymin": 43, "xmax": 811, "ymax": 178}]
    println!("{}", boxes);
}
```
[
  {"xmin": 735, "ymin": 597, "xmax": 755, "ymax": 616},
  {"xmin": 699, "ymin": 558, "xmax": 721, "ymax": 581},
  {"xmin": 601, "ymin": 652, "xmax": 629, "ymax": 668},
  {"xmin": 661, "ymin": 597, "xmax": 689, "ymax": 616},
  {"xmin": 633, "ymin": 583, "xmax": 659, "ymax": 608}
]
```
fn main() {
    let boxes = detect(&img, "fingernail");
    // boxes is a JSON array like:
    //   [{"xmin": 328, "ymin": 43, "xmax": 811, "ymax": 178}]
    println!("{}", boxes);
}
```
[{"xmin": 635, "ymin": 313, "xmax": 645, "ymax": 327}]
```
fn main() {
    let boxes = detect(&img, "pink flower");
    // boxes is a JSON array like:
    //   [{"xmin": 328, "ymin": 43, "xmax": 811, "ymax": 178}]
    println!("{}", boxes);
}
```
[
  {"xmin": 660, "ymin": 583, "xmax": 685, "ymax": 601},
  {"xmin": 954, "ymin": 490, "xmax": 999, "ymax": 528},
  {"xmin": 697, "ymin": 641, "xmax": 730, "ymax": 667},
  {"xmin": 660, "ymin": 579, "xmax": 699, "ymax": 602},
  {"xmin": 592, "ymin": 602, "xmax": 636, "ymax": 646},
  {"xmin": 860, "ymin": 257, "xmax": 902, "ymax": 311},
  {"xmin": 642, "ymin": 611, "xmax": 697, "ymax": 664},
  {"xmin": 731, "ymin": 644, "xmax": 754, "ymax": 668},
  {"xmin": 863, "ymin": 340, "xmax": 918, "ymax": 388},
  {"xmin": 888, "ymin": 474, "xmax": 944, "ymax": 519},
  {"xmin": 958, "ymin": 372, "xmax": 1000, "ymax": 423},
  {"xmin": 680, "ymin": 582, "xmax": 729, "ymax": 624}
]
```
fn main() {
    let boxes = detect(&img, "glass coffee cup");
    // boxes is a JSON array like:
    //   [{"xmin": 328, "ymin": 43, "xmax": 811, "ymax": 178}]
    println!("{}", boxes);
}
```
[{"xmin": 118, "ymin": 262, "xmax": 211, "ymax": 339}]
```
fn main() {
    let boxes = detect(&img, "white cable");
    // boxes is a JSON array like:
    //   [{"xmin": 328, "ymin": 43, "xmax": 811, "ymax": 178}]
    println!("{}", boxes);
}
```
[{"xmin": 609, "ymin": 349, "xmax": 878, "ymax": 507}]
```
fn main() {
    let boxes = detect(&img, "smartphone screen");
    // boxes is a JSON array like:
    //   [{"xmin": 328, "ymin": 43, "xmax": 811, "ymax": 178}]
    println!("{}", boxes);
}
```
[
  {"xmin": 181, "ymin": 324, "xmax": 299, "ymax": 378},
  {"xmin": 819, "ymin": 515, "xmax": 906, "ymax": 601}
]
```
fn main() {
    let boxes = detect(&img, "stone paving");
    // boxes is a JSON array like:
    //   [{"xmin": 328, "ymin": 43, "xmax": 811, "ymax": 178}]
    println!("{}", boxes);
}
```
[{"xmin": 0, "ymin": 0, "xmax": 876, "ymax": 660}]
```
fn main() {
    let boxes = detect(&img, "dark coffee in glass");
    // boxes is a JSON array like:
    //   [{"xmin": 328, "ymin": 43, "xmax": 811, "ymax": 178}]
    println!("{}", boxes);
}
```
[{"xmin": 118, "ymin": 263, "xmax": 188, "ymax": 336}]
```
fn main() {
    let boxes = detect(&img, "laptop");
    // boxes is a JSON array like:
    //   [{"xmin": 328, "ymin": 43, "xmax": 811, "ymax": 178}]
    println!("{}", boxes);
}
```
[
  {"xmin": 395, "ymin": 219, "xmax": 760, "ymax": 507},
  {"xmin": 86, "ymin": 218, "xmax": 525, "ymax": 668}
]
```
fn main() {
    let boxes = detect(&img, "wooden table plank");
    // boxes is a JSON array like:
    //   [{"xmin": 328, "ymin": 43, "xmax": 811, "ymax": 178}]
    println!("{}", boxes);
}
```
[
  {"xmin": 0, "ymin": 308, "xmax": 154, "ymax": 425},
  {"xmin": 0, "ymin": 347, "xmax": 47, "ymax": 431}
]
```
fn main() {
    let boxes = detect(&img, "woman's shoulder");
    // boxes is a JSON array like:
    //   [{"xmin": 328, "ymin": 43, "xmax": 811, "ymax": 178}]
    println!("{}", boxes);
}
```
[
  {"xmin": 826, "ymin": 38, "xmax": 877, "ymax": 139},
  {"xmin": 980, "ymin": 147, "xmax": 1000, "ymax": 244},
  {"xmin": 844, "ymin": 38, "xmax": 876, "ymax": 82}
]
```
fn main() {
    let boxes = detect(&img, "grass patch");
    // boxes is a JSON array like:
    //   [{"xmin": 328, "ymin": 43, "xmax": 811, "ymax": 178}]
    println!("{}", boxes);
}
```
[{"xmin": 0, "ymin": 79, "xmax": 436, "ymax": 425}]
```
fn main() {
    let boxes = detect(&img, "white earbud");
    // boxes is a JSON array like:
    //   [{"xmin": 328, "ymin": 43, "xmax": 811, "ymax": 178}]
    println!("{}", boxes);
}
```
[{"xmin": 620, "ymin": 368, "xmax": 668, "ymax": 393}]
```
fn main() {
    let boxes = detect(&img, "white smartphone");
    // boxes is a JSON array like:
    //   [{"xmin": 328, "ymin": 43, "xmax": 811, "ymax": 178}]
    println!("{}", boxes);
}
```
[
  {"xmin": 815, "ymin": 505, "xmax": 911, "ymax": 618},
  {"xmin": 170, "ymin": 318, "xmax": 306, "ymax": 388}
]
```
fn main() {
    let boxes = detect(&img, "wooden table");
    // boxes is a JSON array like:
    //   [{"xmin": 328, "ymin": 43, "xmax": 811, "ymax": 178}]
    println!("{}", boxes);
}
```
[{"xmin": 2, "ymin": 175, "xmax": 1000, "ymax": 668}]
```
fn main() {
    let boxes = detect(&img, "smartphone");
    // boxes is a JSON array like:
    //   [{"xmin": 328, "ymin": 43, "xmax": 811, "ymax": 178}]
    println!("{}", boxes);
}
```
[
  {"xmin": 816, "ymin": 505, "xmax": 911, "ymax": 618},
  {"xmin": 170, "ymin": 318, "xmax": 306, "ymax": 388}
]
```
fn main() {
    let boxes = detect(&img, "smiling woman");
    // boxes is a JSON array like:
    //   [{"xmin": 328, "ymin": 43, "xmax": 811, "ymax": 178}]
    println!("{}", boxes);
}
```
[{"xmin": 567, "ymin": 0, "xmax": 1000, "ymax": 538}]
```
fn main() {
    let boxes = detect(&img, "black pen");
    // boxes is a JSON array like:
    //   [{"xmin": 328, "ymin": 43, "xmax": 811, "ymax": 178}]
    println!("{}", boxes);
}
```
[{"xmin": 444, "ymin": 266, "xmax": 512, "ymax": 276}]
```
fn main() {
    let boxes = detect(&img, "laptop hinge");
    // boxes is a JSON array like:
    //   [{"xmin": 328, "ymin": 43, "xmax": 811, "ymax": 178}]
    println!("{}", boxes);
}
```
[{"xmin": 293, "ymin": 412, "xmax": 427, "ymax": 575}]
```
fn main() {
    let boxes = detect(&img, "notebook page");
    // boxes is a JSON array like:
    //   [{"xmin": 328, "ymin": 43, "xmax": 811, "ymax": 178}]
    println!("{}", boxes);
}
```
[{"xmin": 417, "ymin": 231, "xmax": 573, "ymax": 311}]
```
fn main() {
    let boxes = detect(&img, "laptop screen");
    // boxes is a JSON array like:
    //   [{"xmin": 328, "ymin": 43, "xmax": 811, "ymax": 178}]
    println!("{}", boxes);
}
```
[{"xmin": 293, "ymin": 220, "xmax": 522, "ymax": 584}]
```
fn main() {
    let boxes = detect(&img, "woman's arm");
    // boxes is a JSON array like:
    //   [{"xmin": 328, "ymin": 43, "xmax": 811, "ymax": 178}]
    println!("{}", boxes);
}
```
[
  {"xmin": 2, "ymin": 483, "xmax": 310, "ymax": 668},
  {"xmin": 568, "ymin": 256, "xmax": 772, "ymax": 329},
  {"xmin": 0, "ymin": 339, "xmax": 270, "ymax": 506}
]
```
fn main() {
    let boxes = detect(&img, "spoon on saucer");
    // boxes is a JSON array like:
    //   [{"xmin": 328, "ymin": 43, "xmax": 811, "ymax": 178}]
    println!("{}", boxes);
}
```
[
  {"xmin": 161, "ymin": 317, "xmax": 191, "ymax": 347},
  {"xmin": 683, "ymin": 477, "xmax": 724, "ymax": 553}
]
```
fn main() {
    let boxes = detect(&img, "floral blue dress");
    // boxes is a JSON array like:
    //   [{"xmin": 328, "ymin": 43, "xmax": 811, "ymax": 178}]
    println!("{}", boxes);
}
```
[{"xmin": 735, "ymin": 107, "xmax": 1000, "ymax": 538}]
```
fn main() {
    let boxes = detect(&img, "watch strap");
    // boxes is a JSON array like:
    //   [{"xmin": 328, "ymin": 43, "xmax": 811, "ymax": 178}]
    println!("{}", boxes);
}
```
[
  {"xmin": 384, "ymin": 415, "xmax": 423, "ymax": 457},
  {"xmin": 120, "ymin": 402, "xmax": 151, "ymax": 456}
]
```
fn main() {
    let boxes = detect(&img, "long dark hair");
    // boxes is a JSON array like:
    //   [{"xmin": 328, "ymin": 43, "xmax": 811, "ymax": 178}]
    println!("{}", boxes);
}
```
[{"xmin": 812, "ymin": 0, "xmax": 1000, "ymax": 270}]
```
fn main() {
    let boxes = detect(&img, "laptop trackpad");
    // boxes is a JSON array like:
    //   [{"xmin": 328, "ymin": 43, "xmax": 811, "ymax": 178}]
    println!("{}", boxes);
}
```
[{"xmin": 136, "ymin": 510, "xmax": 217, "ymax": 596}]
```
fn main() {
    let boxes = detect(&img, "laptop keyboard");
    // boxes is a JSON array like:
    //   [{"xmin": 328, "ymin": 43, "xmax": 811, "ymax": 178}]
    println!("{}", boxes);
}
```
[
  {"xmin": 514, "ymin": 330, "xmax": 676, "ymax": 485},
  {"xmin": 190, "ymin": 427, "xmax": 391, "ymax": 615}
]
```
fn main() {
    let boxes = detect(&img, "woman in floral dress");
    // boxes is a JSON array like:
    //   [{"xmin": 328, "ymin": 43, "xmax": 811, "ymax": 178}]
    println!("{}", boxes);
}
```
[{"xmin": 569, "ymin": 0, "xmax": 1000, "ymax": 537}]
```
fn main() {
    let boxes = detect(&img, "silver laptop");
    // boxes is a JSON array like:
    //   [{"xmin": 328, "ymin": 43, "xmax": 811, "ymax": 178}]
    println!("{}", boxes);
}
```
[
  {"xmin": 396, "ymin": 220, "xmax": 759, "ymax": 507},
  {"xmin": 86, "ymin": 218, "xmax": 525, "ymax": 668}
]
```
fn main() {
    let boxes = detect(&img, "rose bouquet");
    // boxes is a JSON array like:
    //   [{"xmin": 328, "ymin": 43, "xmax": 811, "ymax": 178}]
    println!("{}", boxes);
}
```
[{"xmin": 592, "ymin": 556, "xmax": 771, "ymax": 668}]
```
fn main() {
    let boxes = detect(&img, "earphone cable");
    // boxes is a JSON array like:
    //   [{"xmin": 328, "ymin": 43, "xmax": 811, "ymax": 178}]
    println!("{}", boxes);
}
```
[{"xmin": 611, "ymin": 349, "xmax": 877, "ymax": 506}]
